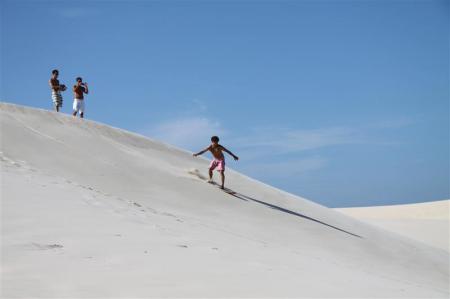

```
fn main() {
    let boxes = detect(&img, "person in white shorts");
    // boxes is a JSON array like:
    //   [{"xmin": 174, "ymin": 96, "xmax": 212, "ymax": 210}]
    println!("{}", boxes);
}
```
[{"xmin": 72, "ymin": 77, "xmax": 89, "ymax": 118}]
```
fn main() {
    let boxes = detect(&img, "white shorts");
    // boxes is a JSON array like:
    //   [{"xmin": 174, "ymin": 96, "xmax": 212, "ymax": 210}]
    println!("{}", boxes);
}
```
[{"xmin": 73, "ymin": 99, "xmax": 85, "ymax": 113}]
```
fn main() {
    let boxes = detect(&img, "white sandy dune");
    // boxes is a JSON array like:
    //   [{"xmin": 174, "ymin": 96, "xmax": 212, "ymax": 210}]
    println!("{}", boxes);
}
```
[
  {"xmin": 336, "ymin": 200, "xmax": 450, "ymax": 252},
  {"xmin": 1, "ymin": 103, "xmax": 449, "ymax": 298}
]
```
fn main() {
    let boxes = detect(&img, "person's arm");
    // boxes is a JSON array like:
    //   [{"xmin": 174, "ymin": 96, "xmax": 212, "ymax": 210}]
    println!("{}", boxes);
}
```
[
  {"xmin": 83, "ymin": 83, "xmax": 89, "ymax": 94},
  {"xmin": 221, "ymin": 146, "xmax": 239, "ymax": 161},
  {"xmin": 193, "ymin": 146, "xmax": 211, "ymax": 157}
]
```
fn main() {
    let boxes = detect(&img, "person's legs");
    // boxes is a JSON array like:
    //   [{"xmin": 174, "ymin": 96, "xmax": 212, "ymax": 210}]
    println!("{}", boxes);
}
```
[
  {"xmin": 73, "ymin": 99, "xmax": 78, "ymax": 117},
  {"xmin": 79, "ymin": 101, "xmax": 85, "ymax": 118},
  {"xmin": 208, "ymin": 159, "xmax": 219, "ymax": 182},
  {"xmin": 217, "ymin": 159, "xmax": 226, "ymax": 189},
  {"xmin": 219, "ymin": 170, "xmax": 225, "ymax": 189}
]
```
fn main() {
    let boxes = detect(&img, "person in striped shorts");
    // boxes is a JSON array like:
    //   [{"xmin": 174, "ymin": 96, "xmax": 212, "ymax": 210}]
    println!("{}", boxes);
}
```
[{"xmin": 49, "ymin": 69, "xmax": 66, "ymax": 112}]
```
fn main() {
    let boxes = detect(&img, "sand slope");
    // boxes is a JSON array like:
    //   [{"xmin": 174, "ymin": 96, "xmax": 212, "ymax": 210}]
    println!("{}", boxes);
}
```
[
  {"xmin": 336, "ymin": 200, "xmax": 450, "ymax": 252},
  {"xmin": 1, "ymin": 103, "xmax": 449, "ymax": 298}
]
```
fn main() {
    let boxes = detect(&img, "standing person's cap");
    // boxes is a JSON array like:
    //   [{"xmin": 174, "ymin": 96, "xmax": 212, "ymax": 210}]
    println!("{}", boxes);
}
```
[
  {"xmin": 76, "ymin": 77, "xmax": 82, "ymax": 82},
  {"xmin": 52, "ymin": 69, "xmax": 59, "ymax": 74}
]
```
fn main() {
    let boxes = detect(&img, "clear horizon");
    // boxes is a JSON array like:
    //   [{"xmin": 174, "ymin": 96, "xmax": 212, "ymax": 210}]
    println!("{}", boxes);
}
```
[{"xmin": 1, "ymin": 0, "xmax": 449, "ymax": 207}]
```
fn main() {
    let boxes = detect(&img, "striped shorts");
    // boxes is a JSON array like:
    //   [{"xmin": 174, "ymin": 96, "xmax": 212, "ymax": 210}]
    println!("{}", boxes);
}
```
[{"xmin": 52, "ymin": 91, "xmax": 63, "ymax": 107}]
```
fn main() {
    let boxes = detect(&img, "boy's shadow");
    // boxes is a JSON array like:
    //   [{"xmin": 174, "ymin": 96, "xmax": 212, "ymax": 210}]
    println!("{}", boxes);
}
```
[{"xmin": 213, "ymin": 182, "xmax": 362, "ymax": 239}]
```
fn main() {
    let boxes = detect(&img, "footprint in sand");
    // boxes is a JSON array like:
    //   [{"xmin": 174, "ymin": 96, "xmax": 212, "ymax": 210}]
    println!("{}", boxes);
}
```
[{"xmin": 30, "ymin": 243, "xmax": 63, "ymax": 250}]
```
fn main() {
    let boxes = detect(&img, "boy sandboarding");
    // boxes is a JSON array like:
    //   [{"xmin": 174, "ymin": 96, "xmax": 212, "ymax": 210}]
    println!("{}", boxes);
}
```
[{"xmin": 193, "ymin": 136, "xmax": 239, "ymax": 190}]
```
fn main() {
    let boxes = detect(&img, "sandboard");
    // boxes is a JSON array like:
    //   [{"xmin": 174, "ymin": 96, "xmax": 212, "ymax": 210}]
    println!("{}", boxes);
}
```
[
  {"xmin": 207, "ymin": 180, "xmax": 237, "ymax": 195},
  {"xmin": 187, "ymin": 169, "xmax": 237, "ymax": 195}
]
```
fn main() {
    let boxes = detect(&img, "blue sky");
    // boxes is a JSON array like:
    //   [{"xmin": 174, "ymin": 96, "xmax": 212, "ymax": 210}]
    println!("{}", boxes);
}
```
[{"xmin": 1, "ymin": 0, "xmax": 448, "ymax": 207}]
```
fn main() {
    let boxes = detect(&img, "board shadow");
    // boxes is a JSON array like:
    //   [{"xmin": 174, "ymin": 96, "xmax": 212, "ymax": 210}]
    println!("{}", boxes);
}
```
[{"xmin": 221, "ymin": 184, "xmax": 362, "ymax": 239}]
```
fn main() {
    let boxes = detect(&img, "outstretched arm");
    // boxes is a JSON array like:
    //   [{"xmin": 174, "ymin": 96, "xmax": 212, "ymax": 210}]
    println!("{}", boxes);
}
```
[
  {"xmin": 221, "ymin": 146, "xmax": 239, "ymax": 161},
  {"xmin": 193, "ymin": 146, "xmax": 211, "ymax": 157}
]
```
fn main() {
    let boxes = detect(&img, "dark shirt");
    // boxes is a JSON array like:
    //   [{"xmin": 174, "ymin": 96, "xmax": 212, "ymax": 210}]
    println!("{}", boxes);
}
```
[{"xmin": 50, "ymin": 78, "xmax": 60, "ymax": 92}]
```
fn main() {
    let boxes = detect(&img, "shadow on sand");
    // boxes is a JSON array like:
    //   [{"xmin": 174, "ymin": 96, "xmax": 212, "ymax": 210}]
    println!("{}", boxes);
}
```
[{"xmin": 215, "ymin": 183, "xmax": 363, "ymax": 239}]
